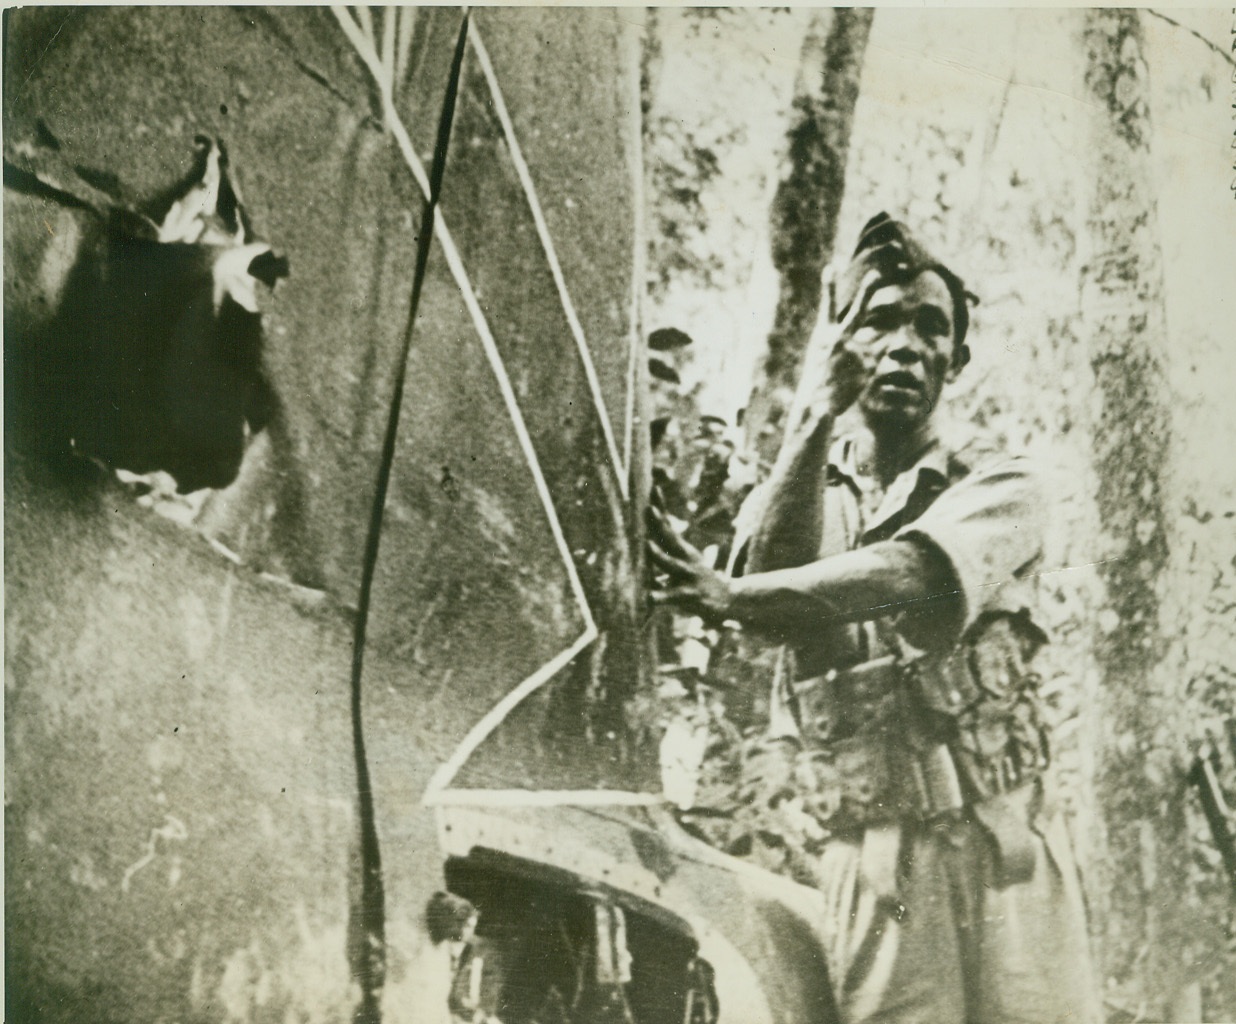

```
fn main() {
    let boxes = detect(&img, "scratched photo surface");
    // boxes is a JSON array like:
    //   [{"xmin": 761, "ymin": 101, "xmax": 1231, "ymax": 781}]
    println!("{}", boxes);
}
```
[{"xmin": 4, "ymin": 7, "xmax": 1234, "ymax": 1024}]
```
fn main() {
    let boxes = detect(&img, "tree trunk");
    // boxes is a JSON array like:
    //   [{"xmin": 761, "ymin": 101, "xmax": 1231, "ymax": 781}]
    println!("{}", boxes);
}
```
[
  {"xmin": 1079, "ymin": 9, "xmax": 1193, "ymax": 1015},
  {"xmin": 744, "ymin": 7, "xmax": 872, "ymax": 469}
]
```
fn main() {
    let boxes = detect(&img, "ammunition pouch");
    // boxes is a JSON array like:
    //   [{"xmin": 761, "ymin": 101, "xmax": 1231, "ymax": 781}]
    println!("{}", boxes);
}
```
[
  {"xmin": 787, "ymin": 612, "xmax": 1051, "ymax": 848},
  {"xmin": 923, "ymin": 612, "xmax": 1051, "ymax": 802},
  {"xmin": 972, "ymin": 784, "xmax": 1038, "ymax": 887}
]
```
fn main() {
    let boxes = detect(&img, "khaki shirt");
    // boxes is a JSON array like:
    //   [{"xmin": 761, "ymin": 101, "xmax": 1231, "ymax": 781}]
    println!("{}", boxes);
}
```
[{"xmin": 765, "ymin": 430, "xmax": 1048, "ymax": 745}]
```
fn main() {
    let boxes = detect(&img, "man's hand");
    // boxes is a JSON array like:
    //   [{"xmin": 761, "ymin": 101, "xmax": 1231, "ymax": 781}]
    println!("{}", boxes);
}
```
[
  {"xmin": 785, "ymin": 266, "xmax": 884, "ymax": 434},
  {"xmin": 646, "ymin": 506, "xmax": 734, "ymax": 625}
]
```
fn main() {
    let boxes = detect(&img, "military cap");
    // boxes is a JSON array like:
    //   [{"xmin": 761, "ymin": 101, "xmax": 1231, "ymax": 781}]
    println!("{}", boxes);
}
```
[{"xmin": 835, "ymin": 213, "xmax": 977, "ymax": 346}]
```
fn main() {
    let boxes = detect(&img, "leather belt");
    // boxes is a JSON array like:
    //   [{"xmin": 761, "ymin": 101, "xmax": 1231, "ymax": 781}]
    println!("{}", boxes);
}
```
[{"xmin": 794, "ymin": 655, "xmax": 1040, "ymax": 822}]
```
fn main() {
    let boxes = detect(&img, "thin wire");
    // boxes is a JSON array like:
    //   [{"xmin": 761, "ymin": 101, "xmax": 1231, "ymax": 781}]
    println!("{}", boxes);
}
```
[
  {"xmin": 337, "ymin": 6, "xmax": 674, "ymax": 810},
  {"xmin": 469, "ymin": 23, "xmax": 630, "ymax": 500},
  {"xmin": 338, "ymin": 4, "xmax": 599, "ymax": 801},
  {"xmin": 395, "ymin": 6, "xmax": 417, "ymax": 93},
  {"xmin": 354, "ymin": 5, "xmax": 375, "ymax": 51},
  {"xmin": 334, "ymin": 8, "xmax": 471, "ymax": 1020},
  {"xmin": 379, "ymin": 7, "xmax": 396, "ymax": 112},
  {"xmin": 333, "ymin": 5, "xmax": 594, "ymax": 624},
  {"xmin": 622, "ymin": 16, "xmax": 646, "ymax": 491},
  {"xmin": 421, "ymin": 628, "xmax": 597, "ymax": 802}
]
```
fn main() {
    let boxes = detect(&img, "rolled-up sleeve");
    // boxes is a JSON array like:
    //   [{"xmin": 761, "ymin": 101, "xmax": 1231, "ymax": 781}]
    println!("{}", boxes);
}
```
[{"xmin": 896, "ymin": 456, "xmax": 1046, "ymax": 634}]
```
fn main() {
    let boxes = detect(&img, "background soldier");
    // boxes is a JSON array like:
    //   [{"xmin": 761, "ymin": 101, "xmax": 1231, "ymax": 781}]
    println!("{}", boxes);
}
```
[{"xmin": 648, "ymin": 214, "xmax": 1101, "ymax": 1024}]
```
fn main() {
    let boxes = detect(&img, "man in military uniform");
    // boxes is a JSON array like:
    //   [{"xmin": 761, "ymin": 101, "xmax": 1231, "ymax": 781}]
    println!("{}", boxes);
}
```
[{"xmin": 648, "ymin": 214, "xmax": 1099, "ymax": 1024}]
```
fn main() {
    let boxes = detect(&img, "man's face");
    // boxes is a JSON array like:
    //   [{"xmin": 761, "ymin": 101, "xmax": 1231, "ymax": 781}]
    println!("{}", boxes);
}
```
[{"xmin": 848, "ymin": 271, "xmax": 959, "ymax": 434}]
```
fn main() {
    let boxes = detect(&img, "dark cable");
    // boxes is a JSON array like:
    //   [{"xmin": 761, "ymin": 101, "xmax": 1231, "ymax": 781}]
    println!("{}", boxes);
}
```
[{"xmin": 348, "ymin": 11, "xmax": 472, "ymax": 1023}]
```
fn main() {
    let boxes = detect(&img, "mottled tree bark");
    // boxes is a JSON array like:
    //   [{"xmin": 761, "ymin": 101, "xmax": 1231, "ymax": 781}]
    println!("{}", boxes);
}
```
[
  {"xmin": 639, "ymin": 7, "xmax": 662, "ymax": 132},
  {"xmin": 744, "ymin": 8, "xmax": 873, "ymax": 468},
  {"xmin": 1079, "ymin": 9, "xmax": 1194, "ymax": 1016}
]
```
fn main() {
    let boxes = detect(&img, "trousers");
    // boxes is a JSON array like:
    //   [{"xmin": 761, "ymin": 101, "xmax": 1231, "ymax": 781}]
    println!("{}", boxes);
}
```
[{"xmin": 808, "ymin": 786, "xmax": 1100, "ymax": 1024}]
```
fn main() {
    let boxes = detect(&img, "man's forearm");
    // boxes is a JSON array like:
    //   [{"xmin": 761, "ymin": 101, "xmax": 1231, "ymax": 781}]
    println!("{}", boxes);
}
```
[
  {"xmin": 726, "ymin": 539, "xmax": 959, "ymax": 646},
  {"xmin": 745, "ymin": 409, "xmax": 834, "ymax": 573}
]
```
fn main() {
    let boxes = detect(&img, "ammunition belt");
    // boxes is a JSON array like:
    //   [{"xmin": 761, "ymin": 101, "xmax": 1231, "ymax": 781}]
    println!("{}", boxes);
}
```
[{"xmin": 790, "ymin": 656, "xmax": 1045, "ymax": 830}]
